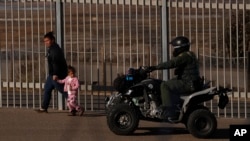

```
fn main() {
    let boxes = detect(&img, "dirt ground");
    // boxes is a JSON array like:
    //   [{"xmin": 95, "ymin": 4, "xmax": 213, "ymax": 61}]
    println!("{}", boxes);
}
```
[{"xmin": 0, "ymin": 107, "xmax": 250, "ymax": 141}]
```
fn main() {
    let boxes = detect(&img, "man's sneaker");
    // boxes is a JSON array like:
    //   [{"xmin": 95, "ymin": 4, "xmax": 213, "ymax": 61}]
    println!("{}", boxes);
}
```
[{"xmin": 35, "ymin": 108, "xmax": 48, "ymax": 113}]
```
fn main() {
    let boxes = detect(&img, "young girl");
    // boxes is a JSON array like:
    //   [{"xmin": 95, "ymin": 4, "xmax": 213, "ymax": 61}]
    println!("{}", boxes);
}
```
[{"xmin": 57, "ymin": 65, "xmax": 84, "ymax": 116}]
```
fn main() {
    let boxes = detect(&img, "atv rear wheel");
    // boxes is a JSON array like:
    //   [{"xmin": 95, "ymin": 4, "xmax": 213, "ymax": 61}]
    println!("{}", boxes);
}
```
[
  {"xmin": 107, "ymin": 103, "xmax": 139, "ymax": 135},
  {"xmin": 187, "ymin": 109, "xmax": 217, "ymax": 138}
]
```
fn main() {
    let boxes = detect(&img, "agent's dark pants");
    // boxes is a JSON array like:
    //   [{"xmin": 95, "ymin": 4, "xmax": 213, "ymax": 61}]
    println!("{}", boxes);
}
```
[
  {"xmin": 160, "ymin": 78, "xmax": 193, "ymax": 107},
  {"xmin": 42, "ymin": 75, "xmax": 68, "ymax": 110}
]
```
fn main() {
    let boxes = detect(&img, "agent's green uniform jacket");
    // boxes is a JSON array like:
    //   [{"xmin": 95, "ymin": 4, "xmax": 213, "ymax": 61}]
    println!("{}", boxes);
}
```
[{"xmin": 156, "ymin": 51, "xmax": 201, "ymax": 107}]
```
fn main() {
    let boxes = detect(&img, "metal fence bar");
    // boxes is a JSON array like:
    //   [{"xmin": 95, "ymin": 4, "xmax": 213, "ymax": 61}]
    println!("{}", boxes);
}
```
[
  {"xmin": 31, "ymin": 0, "xmax": 35, "ymax": 109},
  {"xmin": 135, "ymin": 0, "xmax": 138, "ymax": 68},
  {"xmin": 0, "ymin": 50, "xmax": 2, "ymax": 107},
  {"xmin": 108, "ymin": 0, "xmax": 112, "ymax": 99},
  {"xmin": 129, "ymin": 0, "xmax": 131, "ymax": 67},
  {"xmin": 20, "ymin": 1, "xmax": 23, "ymax": 108},
  {"xmin": 247, "ymin": 51, "xmax": 250, "ymax": 117},
  {"xmin": 236, "ymin": 0, "xmax": 240, "ymax": 119},
  {"xmin": 115, "ymin": 0, "xmax": 119, "ymax": 72},
  {"xmin": 122, "ymin": 0, "xmax": 125, "ymax": 73},
  {"xmin": 36, "ymin": 0, "xmax": 42, "ymax": 110},
  {"xmin": 90, "ymin": 1, "xmax": 93, "ymax": 111},
  {"xmin": 215, "ymin": 0, "xmax": 220, "ymax": 117},
  {"xmin": 188, "ymin": 0, "xmax": 191, "ymax": 42},
  {"xmin": 229, "ymin": 0, "xmax": 234, "ymax": 118},
  {"xmin": 50, "ymin": 1, "xmax": 56, "ymax": 109},
  {"xmin": 222, "ymin": 0, "xmax": 227, "ymax": 118},
  {"xmin": 148, "ymin": 1, "xmax": 152, "ymax": 66},
  {"xmin": 42, "ymin": 1, "xmax": 46, "ymax": 109},
  {"xmin": 82, "ymin": 1, "xmax": 87, "ymax": 111},
  {"xmin": 24, "ymin": 1, "xmax": 27, "ymax": 108},
  {"xmin": 243, "ymin": 0, "xmax": 247, "ymax": 119},
  {"xmin": 96, "ymin": 1, "xmax": 101, "ymax": 110},
  {"xmin": 76, "ymin": 1, "xmax": 80, "ymax": 110},
  {"xmin": 155, "ymin": 0, "xmax": 159, "ymax": 78},
  {"xmin": 142, "ymin": 0, "xmax": 145, "ymax": 67},
  {"xmin": 69, "ymin": 2, "xmax": 72, "ymax": 65},
  {"xmin": 208, "ymin": 0, "xmax": 213, "ymax": 112},
  {"xmin": 10, "ymin": 0, "xmax": 15, "ymax": 108},
  {"xmin": 181, "ymin": 0, "xmax": 184, "ymax": 35},
  {"xmin": 201, "ymin": 0, "xmax": 206, "ymax": 107},
  {"xmin": 5, "ymin": 0, "xmax": 9, "ymax": 107},
  {"xmin": 195, "ymin": 0, "xmax": 198, "ymax": 58},
  {"xmin": 175, "ymin": 0, "xmax": 178, "ymax": 36},
  {"xmin": 215, "ymin": 1, "xmax": 219, "ymax": 116}
]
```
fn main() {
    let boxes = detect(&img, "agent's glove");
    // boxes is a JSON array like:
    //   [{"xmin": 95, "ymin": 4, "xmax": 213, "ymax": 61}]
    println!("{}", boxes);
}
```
[{"xmin": 147, "ymin": 66, "xmax": 157, "ymax": 72}]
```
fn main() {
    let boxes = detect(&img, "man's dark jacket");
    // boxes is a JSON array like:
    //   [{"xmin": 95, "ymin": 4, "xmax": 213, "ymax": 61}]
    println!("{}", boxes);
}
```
[{"xmin": 47, "ymin": 43, "xmax": 68, "ymax": 79}]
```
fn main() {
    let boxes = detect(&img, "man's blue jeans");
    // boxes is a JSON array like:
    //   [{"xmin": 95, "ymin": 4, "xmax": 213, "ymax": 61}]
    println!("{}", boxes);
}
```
[{"xmin": 42, "ymin": 75, "xmax": 68, "ymax": 110}]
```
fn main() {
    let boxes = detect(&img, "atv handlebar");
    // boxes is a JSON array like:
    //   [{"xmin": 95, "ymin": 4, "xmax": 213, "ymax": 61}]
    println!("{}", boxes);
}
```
[{"xmin": 140, "ymin": 66, "xmax": 155, "ymax": 73}]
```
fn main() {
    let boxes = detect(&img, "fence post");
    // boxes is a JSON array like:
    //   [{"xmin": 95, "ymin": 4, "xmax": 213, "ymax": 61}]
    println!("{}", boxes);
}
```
[
  {"xmin": 248, "ymin": 51, "xmax": 250, "ymax": 95},
  {"xmin": 56, "ymin": 0, "xmax": 65, "ymax": 110},
  {"xmin": 161, "ymin": 0, "xmax": 169, "ymax": 81},
  {"xmin": 0, "ymin": 51, "xmax": 2, "ymax": 107}
]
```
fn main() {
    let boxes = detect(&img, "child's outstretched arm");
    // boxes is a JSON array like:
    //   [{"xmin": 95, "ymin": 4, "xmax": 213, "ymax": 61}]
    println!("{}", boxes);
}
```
[{"xmin": 57, "ymin": 77, "xmax": 67, "ymax": 84}]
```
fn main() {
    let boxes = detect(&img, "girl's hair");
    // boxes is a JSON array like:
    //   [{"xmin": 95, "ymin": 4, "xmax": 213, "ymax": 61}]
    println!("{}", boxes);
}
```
[
  {"xmin": 44, "ymin": 31, "xmax": 55, "ymax": 41},
  {"xmin": 68, "ymin": 65, "xmax": 76, "ymax": 74}
]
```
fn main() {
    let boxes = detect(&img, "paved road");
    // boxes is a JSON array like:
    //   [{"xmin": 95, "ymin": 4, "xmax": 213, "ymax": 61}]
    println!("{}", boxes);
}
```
[{"xmin": 0, "ymin": 108, "xmax": 249, "ymax": 141}]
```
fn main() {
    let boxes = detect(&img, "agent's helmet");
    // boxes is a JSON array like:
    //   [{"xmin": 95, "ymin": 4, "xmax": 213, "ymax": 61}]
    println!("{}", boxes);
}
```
[{"xmin": 169, "ymin": 36, "xmax": 190, "ymax": 57}]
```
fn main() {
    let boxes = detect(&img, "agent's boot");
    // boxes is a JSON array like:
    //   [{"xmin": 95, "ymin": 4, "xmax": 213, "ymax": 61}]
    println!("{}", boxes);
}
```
[{"xmin": 156, "ymin": 105, "xmax": 178, "ymax": 120}]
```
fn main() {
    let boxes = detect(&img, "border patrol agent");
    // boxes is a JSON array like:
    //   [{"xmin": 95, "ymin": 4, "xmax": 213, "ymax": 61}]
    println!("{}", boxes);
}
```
[{"xmin": 149, "ymin": 36, "xmax": 201, "ymax": 119}]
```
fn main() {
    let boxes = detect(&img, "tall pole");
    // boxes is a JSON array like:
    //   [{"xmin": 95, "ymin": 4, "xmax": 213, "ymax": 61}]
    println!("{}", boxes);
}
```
[
  {"xmin": 162, "ymin": 0, "xmax": 169, "ymax": 81},
  {"xmin": 56, "ymin": 0, "xmax": 65, "ymax": 110}
]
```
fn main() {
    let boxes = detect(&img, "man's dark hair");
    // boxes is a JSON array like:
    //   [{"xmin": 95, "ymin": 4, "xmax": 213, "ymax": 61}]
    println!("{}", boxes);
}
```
[{"xmin": 44, "ymin": 31, "xmax": 55, "ymax": 41}]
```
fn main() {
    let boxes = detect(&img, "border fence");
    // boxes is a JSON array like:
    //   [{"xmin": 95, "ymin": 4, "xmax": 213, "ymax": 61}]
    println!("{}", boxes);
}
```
[{"xmin": 0, "ymin": 0, "xmax": 250, "ymax": 118}]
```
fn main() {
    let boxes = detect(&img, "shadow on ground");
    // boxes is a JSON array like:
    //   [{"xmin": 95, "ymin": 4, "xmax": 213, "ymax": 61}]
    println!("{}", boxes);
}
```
[
  {"xmin": 132, "ymin": 127, "xmax": 229, "ymax": 140},
  {"xmin": 210, "ymin": 128, "xmax": 229, "ymax": 139},
  {"xmin": 41, "ymin": 110, "xmax": 107, "ymax": 117},
  {"xmin": 133, "ymin": 127, "xmax": 189, "ymax": 136},
  {"xmin": 82, "ymin": 112, "xmax": 107, "ymax": 117}
]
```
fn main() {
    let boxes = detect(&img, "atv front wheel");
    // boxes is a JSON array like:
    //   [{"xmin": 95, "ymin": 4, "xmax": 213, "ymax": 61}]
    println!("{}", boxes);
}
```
[
  {"xmin": 187, "ymin": 109, "xmax": 217, "ymax": 138},
  {"xmin": 107, "ymin": 103, "xmax": 139, "ymax": 135}
]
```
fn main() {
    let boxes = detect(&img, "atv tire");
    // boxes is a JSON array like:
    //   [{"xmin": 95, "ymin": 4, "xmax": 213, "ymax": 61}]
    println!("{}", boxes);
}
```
[
  {"xmin": 107, "ymin": 103, "xmax": 139, "ymax": 135},
  {"xmin": 187, "ymin": 109, "xmax": 217, "ymax": 138}
]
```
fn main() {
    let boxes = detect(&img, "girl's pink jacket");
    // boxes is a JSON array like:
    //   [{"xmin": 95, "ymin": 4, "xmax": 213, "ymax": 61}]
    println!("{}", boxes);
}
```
[{"xmin": 57, "ymin": 76, "xmax": 80, "ymax": 95}]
